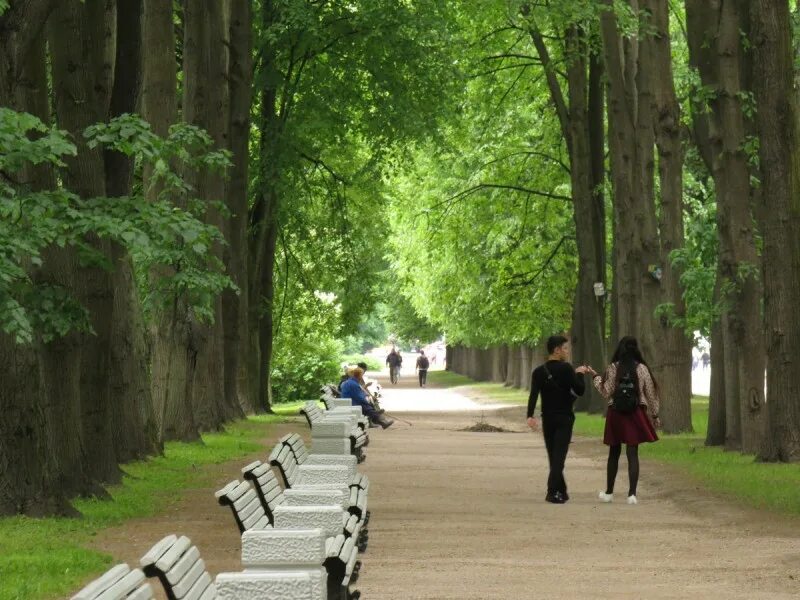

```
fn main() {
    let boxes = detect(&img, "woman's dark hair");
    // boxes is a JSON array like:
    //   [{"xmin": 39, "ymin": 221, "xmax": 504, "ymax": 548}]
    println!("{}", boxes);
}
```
[
  {"xmin": 609, "ymin": 336, "xmax": 658, "ymax": 391},
  {"xmin": 546, "ymin": 335, "xmax": 569, "ymax": 354}
]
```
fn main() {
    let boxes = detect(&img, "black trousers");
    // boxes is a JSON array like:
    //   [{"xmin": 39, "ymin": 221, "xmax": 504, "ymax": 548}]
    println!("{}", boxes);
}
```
[
  {"xmin": 418, "ymin": 369, "xmax": 428, "ymax": 386},
  {"xmin": 542, "ymin": 412, "xmax": 575, "ymax": 496}
]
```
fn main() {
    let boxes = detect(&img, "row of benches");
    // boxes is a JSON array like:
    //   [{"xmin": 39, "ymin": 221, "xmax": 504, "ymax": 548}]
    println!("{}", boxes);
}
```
[{"xmin": 72, "ymin": 393, "xmax": 374, "ymax": 600}]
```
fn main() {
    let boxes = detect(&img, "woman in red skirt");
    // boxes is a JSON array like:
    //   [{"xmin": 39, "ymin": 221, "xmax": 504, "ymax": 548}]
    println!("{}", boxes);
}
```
[{"xmin": 587, "ymin": 337, "xmax": 661, "ymax": 505}]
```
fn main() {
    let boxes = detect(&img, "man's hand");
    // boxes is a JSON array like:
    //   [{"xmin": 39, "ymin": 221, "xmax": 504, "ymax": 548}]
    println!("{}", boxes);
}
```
[
  {"xmin": 527, "ymin": 417, "xmax": 539, "ymax": 430},
  {"xmin": 575, "ymin": 365, "xmax": 589, "ymax": 374}
]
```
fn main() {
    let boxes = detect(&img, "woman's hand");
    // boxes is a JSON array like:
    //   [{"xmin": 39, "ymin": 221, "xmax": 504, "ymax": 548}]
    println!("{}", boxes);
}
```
[
  {"xmin": 652, "ymin": 415, "xmax": 662, "ymax": 429},
  {"xmin": 527, "ymin": 416, "xmax": 539, "ymax": 431}
]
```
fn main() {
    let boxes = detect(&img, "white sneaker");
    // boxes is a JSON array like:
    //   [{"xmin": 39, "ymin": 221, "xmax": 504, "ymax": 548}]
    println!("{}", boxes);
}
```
[
  {"xmin": 598, "ymin": 491, "xmax": 613, "ymax": 503},
  {"xmin": 627, "ymin": 495, "xmax": 638, "ymax": 505}
]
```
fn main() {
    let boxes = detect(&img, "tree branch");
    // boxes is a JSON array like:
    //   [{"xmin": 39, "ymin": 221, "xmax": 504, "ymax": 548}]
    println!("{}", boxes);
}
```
[
  {"xmin": 504, "ymin": 235, "xmax": 574, "ymax": 288},
  {"xmin": 434, "ymin": 182, "xmax": 572, "ymax": 212}
]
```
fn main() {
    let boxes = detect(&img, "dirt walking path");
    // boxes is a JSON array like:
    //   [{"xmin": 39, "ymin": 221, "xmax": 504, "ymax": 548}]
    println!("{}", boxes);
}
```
[
  {"xmin": 360, "ymin": 372, "xmax": 800, "ymax": 599},
  {"xmin": 85, "ymin": 375, "xmax": 800, "ymax": 599}
]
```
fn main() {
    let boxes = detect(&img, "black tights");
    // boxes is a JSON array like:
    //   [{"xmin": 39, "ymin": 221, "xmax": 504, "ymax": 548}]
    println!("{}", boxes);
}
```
[{"xmin": 606, "ymin": 444, "xmax": 639, "ymax": 497}]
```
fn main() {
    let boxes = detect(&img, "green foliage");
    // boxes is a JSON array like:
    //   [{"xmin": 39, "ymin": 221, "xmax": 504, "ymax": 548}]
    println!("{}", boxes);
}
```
[
  {"xmin": 0, "ymin": 110, "xmax": 234, "ymax": 343},
  {"xmin": 0, "ymin": 415, "xmax": 287, "ymax": 600},
  {"xmin": 340, "ymin": 353, "xmax": 382, "ymax": 371},
  {"xmin": 271, "ymin": 284, "xmax": 344, "ymax": 403},
  {"xmin": 383, "ymin": 4, "xmax": 578, "ymax": 346}
]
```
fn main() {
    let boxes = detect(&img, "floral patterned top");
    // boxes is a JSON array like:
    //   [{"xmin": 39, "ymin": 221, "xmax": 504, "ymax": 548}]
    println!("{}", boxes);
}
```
[{"xmin": 592, "ymin": 362, "xmax": 660, "ymax": 418}]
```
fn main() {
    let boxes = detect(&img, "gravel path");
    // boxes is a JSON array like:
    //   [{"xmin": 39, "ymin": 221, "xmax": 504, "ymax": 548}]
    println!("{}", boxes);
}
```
[
  {"xmin": 89, "ymin": 374, "xmax": 800, "ymax": 600},
  {"xmin": 358, "ymin": 373, "xmax": 800, "ymax": 599}
]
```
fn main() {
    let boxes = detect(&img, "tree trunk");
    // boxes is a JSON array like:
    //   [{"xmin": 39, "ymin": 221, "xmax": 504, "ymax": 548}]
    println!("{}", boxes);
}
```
[
  {"xmin": 226, "ymin": 0, "xmax": 254, "ymax": 414},
  {"xmin": 0, "ymin": 34, "xmax": 79, "ymax": 516},
  {"xmin": 142, "ymin": 0, "xmax": 199, "ymax": 442},
  {"xmin": 750, "ymin": 1, "xmax": 800, "ymax": 462},
  {"xmin": 104, "ymin": 0, "xmax": 161, "ymax": 463},
  {"xmin": 530, "ymin": 23, "xmax": 607, "ymax": 413},
  {"xmin": 49, "ymin": 0, "xmax": 121, "ymax": 486},
  {"xmin": 601, "ymin": 0, "xmax": 692, "ymax": 432},
  {"xmin": 706, "ymin": 279, "xmax": 727, "ymax": 446},
  {"xmin": 686, "ymin": 0, "xmax": 766, "ymax": 453},
  {"xmin": 648, "ymin": 0, "xmax": 693, "ymax": 433},
  {"xmin": 183, "ymin": 0, "xmax": 230, "ymax": 430}
]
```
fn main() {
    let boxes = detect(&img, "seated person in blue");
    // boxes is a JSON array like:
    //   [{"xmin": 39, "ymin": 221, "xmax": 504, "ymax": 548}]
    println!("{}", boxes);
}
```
[{"xmin": 340, "ymin": 367, "xmax": 394, "ymax": 429}]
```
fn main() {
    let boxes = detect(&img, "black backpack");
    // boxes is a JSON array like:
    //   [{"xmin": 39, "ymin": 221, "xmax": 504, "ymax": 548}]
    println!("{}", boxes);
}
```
[{"xmin": 612, "ymin": 366, "xmax": 640, "ymax": 413}]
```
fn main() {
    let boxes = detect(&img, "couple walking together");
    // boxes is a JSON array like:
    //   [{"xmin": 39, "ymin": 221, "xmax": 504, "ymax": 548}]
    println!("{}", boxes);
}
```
[{"xmin": 526, "ymin": 335, "xmax": 661, "ymax": 505}]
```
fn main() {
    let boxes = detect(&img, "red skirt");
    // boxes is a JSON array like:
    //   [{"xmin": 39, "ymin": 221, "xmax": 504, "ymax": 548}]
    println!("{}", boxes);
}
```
[{"xmin": 603, "ymin": 405, "xmax": 659, "ymax": 446}]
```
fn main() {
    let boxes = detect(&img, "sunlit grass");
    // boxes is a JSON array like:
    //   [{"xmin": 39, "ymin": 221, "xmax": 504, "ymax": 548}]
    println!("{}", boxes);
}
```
[{"xmin": 0, "ymin": 414, "xmax": 288, "ymax": 600}]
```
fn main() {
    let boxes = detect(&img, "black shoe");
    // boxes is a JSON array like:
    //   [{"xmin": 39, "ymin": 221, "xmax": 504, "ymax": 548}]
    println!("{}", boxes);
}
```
[
  {"xmin": 545, "ymin": 492, "xmax": 566, "ymax": 504},
  {"xmin": 562, "ymin": 492, "xmax": 570, "ymax": 502}
]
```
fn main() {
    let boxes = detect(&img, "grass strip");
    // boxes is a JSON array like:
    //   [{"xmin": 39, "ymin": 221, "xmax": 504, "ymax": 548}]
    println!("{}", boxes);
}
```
[
  {"xmin": 428, "ymin": 370, "xmax": 800, "ymax": 517},
  {"xmin": 0, "ymin": 414, "xmax": 288, "ymax": 600}
]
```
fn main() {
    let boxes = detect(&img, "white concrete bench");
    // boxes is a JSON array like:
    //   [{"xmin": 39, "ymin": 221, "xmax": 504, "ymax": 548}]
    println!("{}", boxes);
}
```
[
  {"xmin": 214, "ymin": 481, "xmax": 362, "ymax": 598},
  {"xmin": 242, "ymin": 460, "xmax": 368, "ymax": 551},
  {"xmin": 302, "ymin": 402, "xmax": 369, "ymax": 451},
  {"xmin": 280, "ymin": 434, "xmax": 370, "ymax": 495},
  {"xmin": 215, "ymin": 478, "xmax": 363, "ymax": 543},
  {"xmin": 302, "ymin": 403, "xmax": 368, "ymax": 463},
  {"xmin": 141, "ymin": 533, "xmax": 350, "ymax": 600},
  {"xmin": 269, "ymin": 443, "xmax": 368, "ymax": 522},
  {"xmin": 139, "ymin": 535, "xmax": 216, "ymax": 600},
  {"xmin": 71, "ymin": 564, "xmax": 154, "ymax": 600}
]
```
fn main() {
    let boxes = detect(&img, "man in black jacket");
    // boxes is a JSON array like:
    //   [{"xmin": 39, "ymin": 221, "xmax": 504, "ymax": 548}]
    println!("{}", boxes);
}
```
[{"xmin": 527, "ymin": 335, "xmax": 589, "ymax": 504}]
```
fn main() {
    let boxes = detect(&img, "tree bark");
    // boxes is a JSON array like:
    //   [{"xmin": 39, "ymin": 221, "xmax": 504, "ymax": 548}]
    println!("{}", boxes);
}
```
[
  {"xmin": 183, "ymin": 0, "xmax": 232, "ymax": 430},
  {"xmin": 648, "ymin": 0, "xmax": 693, "ymax": 432},
  {"xmin": 226, "ymin": 0, "xmax": 254, "ymax": 414},
  {"xmin": 104, "ymin": 0, "xmax": 161, "ymax": 463},
  {"xmin": 529, "ymin": 22, "xmax": 607, "ymax": 413},
  {"xmin": 0, "ymin": 34, "xmax": 78, "ymax": 516},
  {"xmin": 706, "ymin": 274, "xmax": 727, "ymax": 446},
  {"xmin": 142, "ymin": 0, "xmax": 200, "ymax": 442},
  {"xmin": 49, "ymin": 0, "xmax": 121, "ymax": 486},
  {"xmin": 750, "ymin": 1, "xmax": 800, "ymax": 462},
  {"xmin": 600, "ymin": 0, "xmax": 692, "ymax": 432},
  {"xmin": 686, "ymin": 0, "xmax": 766, "ymax": 453}
]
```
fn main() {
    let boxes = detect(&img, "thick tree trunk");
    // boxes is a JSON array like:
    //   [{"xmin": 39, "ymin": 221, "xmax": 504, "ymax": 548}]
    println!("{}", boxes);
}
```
[
  {"xmin": 601, "ymin": 0, "xmax": 691, "ymax": 432},
  {"xmin": 750, "ymin": 1, "xmax": 800, "ymax": 462},
  {"xmin": 226, "ymin": 0, "xmax": 254, "ymax": 414},
  {"xmin": 0, "ymin": 35, "xmax": 79, "ymax": 515},
  {"xmin": 49, "ymin": 0, "xmax": 121, "ymax": 486},
  {"xmin": 183, "ymin": 0, "xmax": 231, "ymax": 430},
  {"xmin": 530, "ymin": 23, "xmax": 607, "ymax": 413},
  {"xmin": 105, "ymin": 0, "xmax": 161, "ymax": 462},
  {"xmin": 686, "ymin": 0, "xmax": 766, "ymax": 452},
  {"xmin": 648, "ymin": 0, "xmax": 693, "ymax": 433},
  {"xmin": 142, "ymin": 0, "xmax": 199, "ymax": 442}
]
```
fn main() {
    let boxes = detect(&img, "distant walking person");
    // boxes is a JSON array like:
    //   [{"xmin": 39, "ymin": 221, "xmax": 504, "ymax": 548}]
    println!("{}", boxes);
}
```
[
  {"xmin": 416, "ymin": 350, "xmax": 430, "ymax": 387},
  {"xmin": 527, "ymin": 335, "xmax": 590, "ymax": 504},
  {"xmin": 587, "ymin": 336, "xmax": 660, "ymax": 505},
  {"xmin": 386, "ymin": 347, "xmax": 403, "ymax": 384}
]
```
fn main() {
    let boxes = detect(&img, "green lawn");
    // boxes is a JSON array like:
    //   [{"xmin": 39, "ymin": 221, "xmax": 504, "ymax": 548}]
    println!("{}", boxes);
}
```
[
  {"xmin": 431, "ymin": 371, "xmax": 800, "ymax": 517},
  {"xmin": 0, "ymin": 414, "xmax": 288, "ymax": 600}
]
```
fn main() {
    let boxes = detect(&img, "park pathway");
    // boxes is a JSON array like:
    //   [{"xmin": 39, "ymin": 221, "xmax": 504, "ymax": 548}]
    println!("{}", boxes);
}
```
[{"xmin": 358, "ymin": 371, "xmax": 800, "ymax": 599}]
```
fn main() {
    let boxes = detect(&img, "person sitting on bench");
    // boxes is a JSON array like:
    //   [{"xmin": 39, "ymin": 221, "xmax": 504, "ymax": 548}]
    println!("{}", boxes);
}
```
[{"xmin": 341, "ymin": 367, "xmax": 394, "ymax": 429}]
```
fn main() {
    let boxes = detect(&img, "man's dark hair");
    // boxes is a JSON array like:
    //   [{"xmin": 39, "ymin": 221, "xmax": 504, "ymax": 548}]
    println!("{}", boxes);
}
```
[
  {"xmin": 546, "ymin": 335, "xmax": 569, "ymax": 354},
  {"xmin": 357, "ymin": 362, "xmax": 368, "ymax": 371}
]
